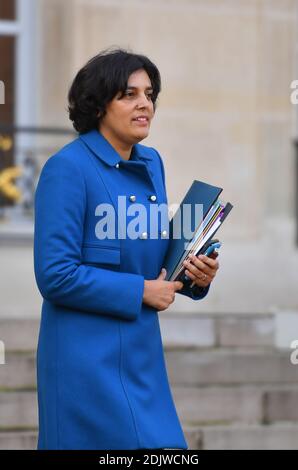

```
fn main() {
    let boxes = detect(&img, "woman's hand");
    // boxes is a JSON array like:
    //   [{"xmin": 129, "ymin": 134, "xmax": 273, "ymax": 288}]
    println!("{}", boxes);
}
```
[
  {"xmin": 142, "ymin": 269, "xmax": 183, "ymax": 311},
  {"xmin": 182, "ymin": 252, "xmax": 219, "ymax": 288}
]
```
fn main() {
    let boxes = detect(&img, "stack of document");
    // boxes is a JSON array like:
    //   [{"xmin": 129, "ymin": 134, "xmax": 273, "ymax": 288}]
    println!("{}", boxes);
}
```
[{"xmin": 163, "ymin": 180, "xmax": 233, "ymax": 282}]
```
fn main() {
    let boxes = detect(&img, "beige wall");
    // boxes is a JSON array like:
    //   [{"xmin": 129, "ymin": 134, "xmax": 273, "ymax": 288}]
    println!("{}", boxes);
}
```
[{"xmin": 31, "ymin": 0, "xmax": 298, "ymax": 313}]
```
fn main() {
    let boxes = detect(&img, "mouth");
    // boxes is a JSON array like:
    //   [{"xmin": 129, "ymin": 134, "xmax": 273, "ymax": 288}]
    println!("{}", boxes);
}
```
[{"xmin": 132, "ymin": 116, "xmax": 149, "ymax": 126}]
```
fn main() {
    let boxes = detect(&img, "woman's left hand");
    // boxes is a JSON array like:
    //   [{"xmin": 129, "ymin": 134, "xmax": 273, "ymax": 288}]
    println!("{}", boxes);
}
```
[{"xmin": 182, "ymin": 252, "xmax": 219, "ymax": 288}]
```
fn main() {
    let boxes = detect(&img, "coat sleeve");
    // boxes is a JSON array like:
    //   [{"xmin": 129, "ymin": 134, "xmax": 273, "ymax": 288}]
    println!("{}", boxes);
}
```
[
  {"xmin": 34, "ymin": 154, "xmax": 145, "ymax": 321},
  {"xmin": 152, "ymin": 147, "xmax": 210, "ymax": 301}
]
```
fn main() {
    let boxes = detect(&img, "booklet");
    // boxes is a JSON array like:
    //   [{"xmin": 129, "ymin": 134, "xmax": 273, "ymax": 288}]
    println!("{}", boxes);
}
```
[{"xmin": 163, "ymin": 180, "xmax": 233, "ymax": 282}]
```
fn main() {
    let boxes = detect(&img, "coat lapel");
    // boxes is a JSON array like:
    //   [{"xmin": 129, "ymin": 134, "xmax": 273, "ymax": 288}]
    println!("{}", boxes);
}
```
[{"xmin": 79, "ymin": 129, "xmax": 160, "ymax": 198}]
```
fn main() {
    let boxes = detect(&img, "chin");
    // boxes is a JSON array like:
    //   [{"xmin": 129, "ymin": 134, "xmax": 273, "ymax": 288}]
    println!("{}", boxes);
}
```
[{"xmin": 133, "ymin": 130, "xmax": 150, "ymax": 142}]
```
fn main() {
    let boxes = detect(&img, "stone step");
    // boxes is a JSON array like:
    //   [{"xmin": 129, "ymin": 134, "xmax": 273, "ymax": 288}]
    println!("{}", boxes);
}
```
[
  {"xmin": 0, "ymin": 431, "xmax": 37, "ymax": 450},
  {"xmin": 0, "ymin": 391, "xmax": 38, "ymax": 428},
  {"xmin": 159, "ymin": 312, "xmax": 274, "ymax": 349},
  {"xmin": 165, "ymin": 349, "xmax": 298, "ymax": 386},
  {"xmin": 197, "ymin": 423, "xmax": 298, "ymax": 450},
  {"xmin": 0, "ymin": 313, "xmax": 275, "ymax": 353},
  {"xmin": 173, "ymin": 384, "xmax": 298, "ymax": 426},
  {"xmin": 1, "ymin": 347, "xmax": 297, "ymax": 389},
  {"xmin": 2, "ymin": 385, "xmax": 298, "ymax": 430},
  {"xmin": 0, "ymin": 318, "xmax": 39, "ymax": 351},
  {"xmin": 263, "ymin": 388, "xmax": 298, "ymax": 423},
  {"xmin": 0, "ymin": 424, "xmax": 297, "ymax": 450},
  {"xmin": 0, "ymin": 430, "xmax": 196, "ymax": 450},
  {"xmin": 0, "ymin": 430, "xmax": 198, "ymax": 451},
  {"xmin": 0, "ymin": 352, "xmax": 36, "ymax": 388},
  {"xmin": 174, "ymin": 385, "xmax": 263, "ymax": 425}
]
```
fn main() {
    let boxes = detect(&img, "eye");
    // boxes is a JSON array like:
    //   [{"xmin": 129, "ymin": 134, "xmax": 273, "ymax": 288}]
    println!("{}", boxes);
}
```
[
  {"xmin": 124, "ymin": 90, "xmax": 134, "ymax": 97},
  {"xmin": 122, "ymin": 90, "xmax": 153, "ymax": 100}
]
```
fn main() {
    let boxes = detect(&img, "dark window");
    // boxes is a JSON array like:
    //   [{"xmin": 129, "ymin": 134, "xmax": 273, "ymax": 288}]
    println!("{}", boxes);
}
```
[
  {"xmin": 0, "ymin": 0, "xmax": 16, "ymax": 21},
  {"xmin": 0, "ymin": 36, "xmax": 15, "ymax": 129},
  {"xmin": 0, "ymin": 35, "xmax": 15, "ymax": 206}
]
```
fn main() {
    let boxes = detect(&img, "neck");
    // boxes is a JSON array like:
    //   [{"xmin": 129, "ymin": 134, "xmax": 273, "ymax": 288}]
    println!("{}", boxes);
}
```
[{"xmin": 99, "ymin": 128, "xmax": 132, "ymax": 161}]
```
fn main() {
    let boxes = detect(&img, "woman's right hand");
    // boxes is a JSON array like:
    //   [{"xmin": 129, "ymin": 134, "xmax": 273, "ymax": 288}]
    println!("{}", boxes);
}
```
[{"xmin": 142, "ymin": 268, "xmax": 184, "ymax": 311}]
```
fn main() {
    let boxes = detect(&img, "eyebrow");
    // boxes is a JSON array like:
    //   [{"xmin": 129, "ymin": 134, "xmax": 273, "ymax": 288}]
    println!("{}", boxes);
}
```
[{"xmin": 126, "ymin": 86, "xmax": 153, "ymax": 90}]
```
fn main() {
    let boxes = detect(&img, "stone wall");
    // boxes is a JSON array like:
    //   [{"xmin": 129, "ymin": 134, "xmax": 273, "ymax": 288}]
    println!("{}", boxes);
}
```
[
  {"xmin": 35, "ymin": 0, "xmax": 298, "ymax": 313},
  {"xmin": 1, "ymin": 0, "xmax": 297, "ymax": 317}
]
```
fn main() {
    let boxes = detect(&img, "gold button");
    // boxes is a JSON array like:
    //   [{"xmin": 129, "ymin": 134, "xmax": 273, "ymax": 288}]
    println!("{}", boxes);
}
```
[
  {"xmin": 140, "ymin": 231, "xmax": 148, "ymax": 239},
  {"xmin": 115, "ymin": 163, "xmax": 120, "ymax": 169},
  {"xmin": 149, "ymin": 195, "xmax": 157, "ymax": 202},
  {"xmin": 161, "ymin": 230, "xmax": 168, "ymax": 238},
  {"xmin": 129, "ymin": 195, "xmax": 136, "ymax": 202}
]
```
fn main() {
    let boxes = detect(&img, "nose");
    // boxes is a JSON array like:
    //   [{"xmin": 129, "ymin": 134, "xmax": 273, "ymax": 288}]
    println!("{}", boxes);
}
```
[{"xmin": 136, "ymin": 92, "xmax": 151, "ymax": 109}]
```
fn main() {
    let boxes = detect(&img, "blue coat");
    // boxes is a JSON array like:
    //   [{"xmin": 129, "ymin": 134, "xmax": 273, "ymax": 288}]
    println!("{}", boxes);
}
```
[{"xmin": 34, "ymin": 129, "xmax": 210, "ymax": 450}]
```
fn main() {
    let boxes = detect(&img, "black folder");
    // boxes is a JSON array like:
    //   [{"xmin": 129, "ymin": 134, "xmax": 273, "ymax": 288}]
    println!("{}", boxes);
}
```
[{"xmin": 163, "ymin": 180, "xmax": 233, "ymax": 282}]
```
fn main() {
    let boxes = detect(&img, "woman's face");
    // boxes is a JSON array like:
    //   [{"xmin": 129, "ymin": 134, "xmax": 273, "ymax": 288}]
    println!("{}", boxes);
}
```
[{"xmin": 99, "ymin": 69, "xmax": 155, "ymax": 146}]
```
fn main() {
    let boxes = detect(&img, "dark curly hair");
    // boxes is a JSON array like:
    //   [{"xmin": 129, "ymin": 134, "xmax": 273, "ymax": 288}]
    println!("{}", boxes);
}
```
[{"xmin": 67, "ymin": 47, "xmax": 161, "ymax": 134}]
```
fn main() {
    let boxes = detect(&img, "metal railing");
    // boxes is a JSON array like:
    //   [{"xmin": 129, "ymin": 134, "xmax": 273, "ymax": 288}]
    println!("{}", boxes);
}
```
[{"xmin": 0, "ymin": 125, "xmax": 76, "ymax": 229}]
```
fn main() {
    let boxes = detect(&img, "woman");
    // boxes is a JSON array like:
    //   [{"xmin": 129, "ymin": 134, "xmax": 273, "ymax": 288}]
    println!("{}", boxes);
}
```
[{"xmin": 34, "ymin": 48, "xmax": 219, "ymax": 450}]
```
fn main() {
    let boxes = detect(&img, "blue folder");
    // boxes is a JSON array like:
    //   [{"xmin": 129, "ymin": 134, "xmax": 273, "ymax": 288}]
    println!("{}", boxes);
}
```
[{"xmin": 163, "ymin": 180, "xmax": 233, "ymax": 282}]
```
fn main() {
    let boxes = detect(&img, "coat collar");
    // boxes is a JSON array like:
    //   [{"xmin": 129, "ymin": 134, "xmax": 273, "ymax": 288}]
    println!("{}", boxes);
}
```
[{"xmin": 79, "ymin": 129, "xmax": 153, "ymax": 166}]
